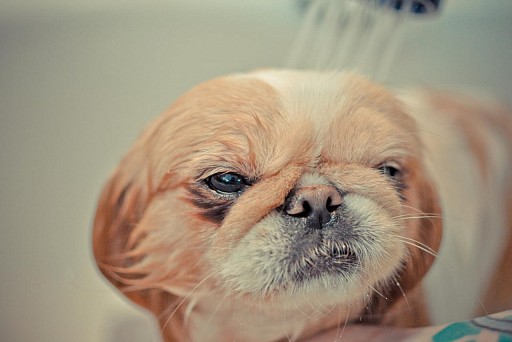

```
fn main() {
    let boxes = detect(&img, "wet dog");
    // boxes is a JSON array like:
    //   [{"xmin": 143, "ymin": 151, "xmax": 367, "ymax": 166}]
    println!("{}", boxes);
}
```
[{"xmin": 93, "ymin": 70, "xmax": 512, "ymax": 341}]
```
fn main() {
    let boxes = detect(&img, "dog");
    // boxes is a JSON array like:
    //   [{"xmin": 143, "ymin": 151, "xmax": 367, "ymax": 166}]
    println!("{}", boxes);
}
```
[{"xmin": 93, "ymin": 70, "xmax": 512, "ymax": 341}]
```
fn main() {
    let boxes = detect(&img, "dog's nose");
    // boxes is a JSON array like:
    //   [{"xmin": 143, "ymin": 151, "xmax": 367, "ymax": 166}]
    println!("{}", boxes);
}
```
[{"xmin": 284, "ymin": 185, "xmax": 343, "ymax": 229}]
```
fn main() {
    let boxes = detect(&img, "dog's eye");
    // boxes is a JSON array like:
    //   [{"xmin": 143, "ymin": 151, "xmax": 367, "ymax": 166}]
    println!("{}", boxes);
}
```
[
  {"xmin": 206, "ymin": 173, "xmax": 248, "ymax": 194},
  {"xmin": 378, "ymin": 163, "xmax": 401, "ymax": 179}
]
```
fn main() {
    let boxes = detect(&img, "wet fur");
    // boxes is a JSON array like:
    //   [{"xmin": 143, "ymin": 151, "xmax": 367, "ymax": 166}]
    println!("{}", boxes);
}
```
[{"xmin": 93, "ymin": 71, "xmax": 511, "ymax": 341}]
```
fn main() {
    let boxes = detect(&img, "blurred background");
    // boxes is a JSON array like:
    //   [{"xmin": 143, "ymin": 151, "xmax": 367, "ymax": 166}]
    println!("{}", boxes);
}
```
[{"xmin": 1, "ymin": 0, "xmax": 511, "ymax": 341}]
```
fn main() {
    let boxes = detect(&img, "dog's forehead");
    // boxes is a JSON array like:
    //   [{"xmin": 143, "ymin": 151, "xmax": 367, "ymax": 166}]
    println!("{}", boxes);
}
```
[
  {"xmin": 247, "ymin": 70, "xmax": 417, "ymax": 164},
  {"xmin": 249, "ymin": 69, "xmax": 407, "ymax": 129},
  {"xmin": 168, "ymin": 71, "xmax": 417, "ymax": 177}
]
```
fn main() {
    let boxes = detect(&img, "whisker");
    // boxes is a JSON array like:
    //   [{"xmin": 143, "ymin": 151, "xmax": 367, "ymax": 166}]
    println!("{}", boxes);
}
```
[
  {"xmin": 365, "ymin": 281, "xmax": 387, "ymax": 301},
  {"xmin": 294, "ymin": 293, "xmax": 315, "ymax": 320},
  {"xmin": 357, "ymin": 265, "xmax": 388, "ymax": 301},
  {"xmin": 394, "ymin": 203, "xmax": 429, "ymax": 213},
  {"xmin": 282, "ymin": 297, "xmax": 292, "ymax": 342},
  {"xmin": 160, "ymin": 270, "xmax": 219, "ymax": 336},
  {"xmin": 301, "ymin": 286, "xmax": 328, "ymax": 317},
  {"xmin": 395, "ymin": 203, "xmax": 472, "ymax": 225},
  {"xmin": 392, "ymin": 275, "xmax": 410, "ymax": 312},
  {"xmin": 395, "ymin": 238, "xmax": 439, "ymax": 259},
  {"xmin": 183, "ymin": 297, "xmax": 199, "ymax": 328},
  {"xmin": 393, "ymin": 234, "xmax": 439, "ymax": 256},
  {"xmin": 395, "ymin": 234, "xmax": 490, "ymax": 316},
  {"xmin": 334, "ymin": 306, "xmax": 350, "ymax": 342},
  {"xmin": 197, "ymin": 291, "xmax": 231, "ymax": 341},
  {"xmin": 395, "ymin": 235, "xmax": 438, "ymax": 253},
  {"xmin": 392, "ymin": 214, "xmax": 442, "ymax": 220}
]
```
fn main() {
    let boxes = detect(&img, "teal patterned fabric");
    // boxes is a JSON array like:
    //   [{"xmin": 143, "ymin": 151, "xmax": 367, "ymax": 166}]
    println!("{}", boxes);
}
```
[{"xmin": 433, "ymin": 315, "xmax": 512, "ymax": 342}]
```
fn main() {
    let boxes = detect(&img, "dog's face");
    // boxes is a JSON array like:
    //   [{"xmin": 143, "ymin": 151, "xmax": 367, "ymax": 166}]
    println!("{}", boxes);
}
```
[{"xmin": 93, "ymin": 71, "xmax": 442, "ymax": 338}]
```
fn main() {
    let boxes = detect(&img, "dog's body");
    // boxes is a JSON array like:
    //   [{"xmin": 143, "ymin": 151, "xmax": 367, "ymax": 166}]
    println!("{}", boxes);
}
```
[
  {"xmin": 93, "ymin": 70, "xmax": 512, "ymax": 341},
  {"xmin": 399, "ymin": 89, "xmax": 512, "ymax": 324}
]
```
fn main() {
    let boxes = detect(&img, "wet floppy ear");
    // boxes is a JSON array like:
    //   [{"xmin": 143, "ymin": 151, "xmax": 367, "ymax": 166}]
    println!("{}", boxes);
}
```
[
  {"xmin": 94, "ymin": 154, "xmax": 183, "ymax": 322},
  {"xmin": 399, "ymin": 172, "xmax": 443, "ymax": 293},
  {"xmin": 92, "ymin": 150, "xmax": 152, "ymax": 307},
  {"xmin": 386, "ymin": 173, "xmax": 443, "ymax": 326},
  {"xmin": 367, "ymin": 170, "xmax": 443, "ymax": 326},
  {"xmin": 92, "ymin": 121, "xmax": 197, "ymax": 341}
]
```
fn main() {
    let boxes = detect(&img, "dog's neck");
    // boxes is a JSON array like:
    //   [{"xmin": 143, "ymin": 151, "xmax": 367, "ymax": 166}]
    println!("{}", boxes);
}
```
[
  {"xmin": 163, "ymin": 294, "xmax": 361, "ymax": 342},
  {"xmin": 159, "ymin": 283, "xmax": 432, "ymax": 341}
]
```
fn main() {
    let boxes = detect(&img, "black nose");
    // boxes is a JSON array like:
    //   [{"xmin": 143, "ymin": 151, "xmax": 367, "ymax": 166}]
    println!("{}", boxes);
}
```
[{"xmin": 284, "ymin": 185, "xmax": 343, "ymax": 229}]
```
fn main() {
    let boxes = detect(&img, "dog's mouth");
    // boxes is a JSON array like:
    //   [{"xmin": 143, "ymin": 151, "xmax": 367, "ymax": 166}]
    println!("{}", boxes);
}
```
[
  {"xmin": 291, "ymin": 239, "xmax": 359, "ymax": 283},
  {"xmin": 217, "ymin": 196, "xmax": 401, "ymax": 299}
]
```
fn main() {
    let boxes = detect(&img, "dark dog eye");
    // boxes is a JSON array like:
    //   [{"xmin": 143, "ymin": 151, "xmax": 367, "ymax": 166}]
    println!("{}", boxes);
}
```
[
  {"xmin": 206, "ymin": 173, "xmax": 248, "ymax": 194},
  {"xmin": 378, "ymin": 164, "xmax": 401, "ymax": 178}
]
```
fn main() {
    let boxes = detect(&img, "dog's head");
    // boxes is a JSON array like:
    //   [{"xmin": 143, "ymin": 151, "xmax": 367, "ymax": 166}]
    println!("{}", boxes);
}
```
[{"xmin": 93, "ymin": 70, "xmax": 442, "ymax": 338}]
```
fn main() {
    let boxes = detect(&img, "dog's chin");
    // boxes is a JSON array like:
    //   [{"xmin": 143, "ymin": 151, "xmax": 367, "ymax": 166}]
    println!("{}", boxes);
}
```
[{"xmin": 215, "ymin": 193, "xmax": 407, "ymax": 307}]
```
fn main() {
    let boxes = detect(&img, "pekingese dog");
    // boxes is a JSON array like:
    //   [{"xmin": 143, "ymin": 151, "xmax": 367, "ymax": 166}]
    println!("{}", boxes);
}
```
[{"xmin": 93, "ymin": 70, "xmax": 512, "ymax": 341}]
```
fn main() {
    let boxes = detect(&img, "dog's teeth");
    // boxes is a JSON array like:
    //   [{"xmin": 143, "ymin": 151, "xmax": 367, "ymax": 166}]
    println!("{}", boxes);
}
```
[{"xmin": 341, "ymin": 243, "xmax": 348, "ymax": 255}]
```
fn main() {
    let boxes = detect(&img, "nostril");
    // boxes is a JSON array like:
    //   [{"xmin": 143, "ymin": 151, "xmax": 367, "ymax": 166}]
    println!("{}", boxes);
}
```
[
  {"xmin": 326, "ymin": 196, "xmax": 341, "ymax": 213},
  {"xmin": 284, "ymin": 186, "xmax": 343, "ymax": 226},
  {"xmin": 288, "ymin": 200, "xmax": 312, "ymax": 218}
]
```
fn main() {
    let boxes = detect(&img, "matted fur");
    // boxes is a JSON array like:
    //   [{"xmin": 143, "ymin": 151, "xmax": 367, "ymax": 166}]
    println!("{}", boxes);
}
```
[{"xmin": 93, "ymin": 70, "xmax": 512, "ymax": 341}]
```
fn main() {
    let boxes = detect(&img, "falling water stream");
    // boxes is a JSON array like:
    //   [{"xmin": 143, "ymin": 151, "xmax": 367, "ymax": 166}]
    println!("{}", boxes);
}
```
[{"xmin": 287, "ymin": 0, "xmax": 440, "ymax": 82}]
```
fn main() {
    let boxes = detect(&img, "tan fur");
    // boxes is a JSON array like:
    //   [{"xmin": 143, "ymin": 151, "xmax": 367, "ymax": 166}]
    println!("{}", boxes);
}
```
[
  {"xmin": 93, "ymin": 70, "xmax": 511, "ymax": 341},
  {"xmin": 424, "ymin": 91, "xmax": 512, "ymax": 180},
  {"xmin": 417, "ymin": 91, "xmax": 512, "ymax": 316}
]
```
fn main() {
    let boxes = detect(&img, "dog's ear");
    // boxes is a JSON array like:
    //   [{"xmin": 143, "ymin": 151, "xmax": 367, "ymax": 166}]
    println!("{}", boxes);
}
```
[
  {"xmin": 92, "ymin": 144, "xmax": 153, "ymax": 307},
  {"xmin": 399, "ymin": 166, "xmax": 443, "ymax": 293},
  {"xmin": 92, "ymin": 128, "xmax": 182, "ymax": 308},
  {"xmin": 92, "ymin": 116, "xmax": 200, "ymax": 340},
  {"xmin": 367, "ymin": 167, "xmax": 443, "ymax": 326}
]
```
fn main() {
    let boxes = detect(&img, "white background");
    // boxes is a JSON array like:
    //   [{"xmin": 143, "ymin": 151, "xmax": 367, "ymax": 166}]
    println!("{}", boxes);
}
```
[{"xmin": 1, "ymin": 0, "xmax": 511, "ymax": 341}]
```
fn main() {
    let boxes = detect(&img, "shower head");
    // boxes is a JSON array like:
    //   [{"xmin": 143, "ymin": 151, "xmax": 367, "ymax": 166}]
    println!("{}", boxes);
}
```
[
  {"xmin": 297, "ymin": 0, "xmax": 442, "ymax": 16},
  {"xmin": 376, "ymin": 0, "xmax": 442, "ymax": 15}
]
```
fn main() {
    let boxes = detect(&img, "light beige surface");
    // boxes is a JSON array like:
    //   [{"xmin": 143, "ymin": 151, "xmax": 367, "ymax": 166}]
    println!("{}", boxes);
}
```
[{"xmin": 0, "ymin": 0, "xmax": 511, "ymax": 341}]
